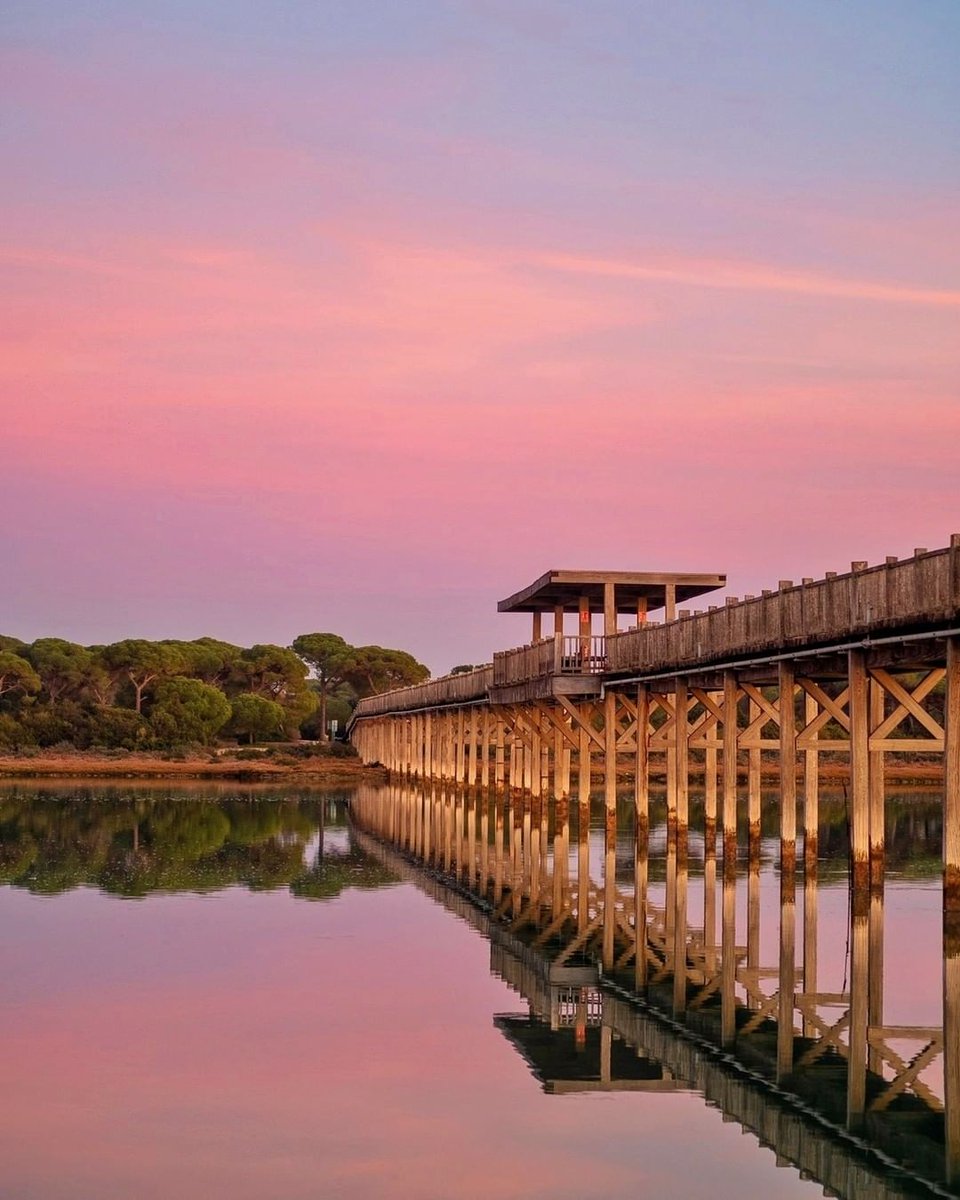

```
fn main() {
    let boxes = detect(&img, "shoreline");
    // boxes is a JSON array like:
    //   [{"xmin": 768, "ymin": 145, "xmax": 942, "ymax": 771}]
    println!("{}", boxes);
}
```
[
  {"xmin": 0, "ymin": 752, "xmax": 386, "ymax": 784},
  {"xmin": 0, "ymin": 753, "xmax": 943, "ymax": 787}
]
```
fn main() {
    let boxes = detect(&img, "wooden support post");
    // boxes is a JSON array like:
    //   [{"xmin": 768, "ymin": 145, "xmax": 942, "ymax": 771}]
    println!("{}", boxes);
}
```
[
  {"xmin": 942, "ymin": 632, "xmax": 960, "ymax": 1179},
  {"xmin": 748, "ymin": 696, "xmax": 761, "ymax": 850},
  {"xmin": 532, "ymin": 611, "xmax": 542, "ymax": 642},
  {"xmin": 946, "ymin": 638, "xmax": 960, "ymax": 910},
  {"xmin": 804, "ymin": 691, "xmax": 818, "ymax": 869},
  {"xmin": 539, "ymin": 786, "xmax": 550, "ymax": 902},
  {"xmin": 635, "ymin": 685, "xmax": 649, "ymax": 849},
  {"xmin": 665, "ymin": 582, "xmax": 676, "ymax": 622},
  {"xmin": 779, "ymin": 662, "xmax": 797, "ymax": 872},
  {"xmin": 578, "ymin": 723, "xmax": 591, "ymax": 808},
  {"xmin": 556, "ymin": 725, "xmax": 570, "ymax": 800},
  {"xmin": 603, "ymin": 581, "xmax": 616, "ymax": 639},
  {"xmin": 665, "ymin": 704, "xmax": 677, "ymax": 841},
  {"xmin": 530, "ymin": 723, "xmax": 542, "ymax": 798},
  {"xmin": 553, "ymin": 786, "xmax": 566, "ymax": 917},
  {"xmin": 849, "ymin": 650, "xmax": 870, "ymax": 891},
  {"xmin": 494, "ymin": 714, "xmax": 505, "ymax": 791},
  {"xmin": 603, "ymin": 690, "xmax": 617, "ymax": 970},
  {"xmin": 705, "ymin": 739, "xmax": 718, "ymax": 850},
  {"xmin": 578, "ymin": 725, "xmax": 591, "ymax": 934},
  {"xmin": 455, "ymin": 708, "xmax": 466, "ymax": 785},
  {"xmin": 466, "ymin": 710, "xmax": 478, "ymax": 787},
  {"xmin": 722, "ymin": 671, "xmax": 738, "ymax": 852},
  {"xmin": 869, "ymin": 675, "xmax": 885, "ymax": 882},
  {"xmin": 636, "ymin": 596, "xmax": 647, "ymax": 626},
  {"xmin": 554, "ymin": 605, "xmax": 564, "ymax": 636},
  {"xmin": 479, "ymin": 709, "xmax": 490, "ymax": 789},
  {"xmin": 528, "ymin": 794, "xmax": 540, "ymax": 907},
  {"xmin": 674, "ymin": 680, "xmax": 689, "ymax": 835}
]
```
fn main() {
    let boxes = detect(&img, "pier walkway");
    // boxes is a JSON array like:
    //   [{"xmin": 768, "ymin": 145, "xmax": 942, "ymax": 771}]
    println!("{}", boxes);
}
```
[{"xmin": 351, "ymin": 538, "xmax": 960, "ymax": 897}]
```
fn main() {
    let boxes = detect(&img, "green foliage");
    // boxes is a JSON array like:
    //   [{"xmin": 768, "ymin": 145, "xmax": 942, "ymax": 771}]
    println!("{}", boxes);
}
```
[
  {"xmin": 23, "ymin": 638, "xmax": 94, "ymax": 702},
  {"xmin": 100, "ymin": 640, "xmax": 186, "ymax": 712},
  {"xmin": 0, "ymin": 626, "xmax": 425, "ymax": 753},
  {"xmin": 0, "ymin": 713, "xmax": 29, "ymax": 750},
  {"xmin": 172, "ymin": 638, "xmax": 241, "ymax": 685},
  {"xmin": 229, "ymin": 692, "xmax": 285, "ymax": 743},
  {"xmin": 291, "ymin": 633, "xmax": 350, "ymax": 690},
  {"xmin": 88, "ymin": 706, "xmax": 148, "ymax": 749},
  {"xmin": 341, "ymin": 645, "xmax": 430, "ymax": 697},
  {"xmin": 292, "ymin": 632, "xmax": 351, "ymax": 741},
  {"xmin": 232, "ymin": 644, "xmax": 308, "ymax": 700},
  {"xmin": 0, "ymin": 651, "xmax": 41, "ymax": 698},
  {"xmin": 148, "ymin": 677, "xmax": 232, "ymax": 746}
]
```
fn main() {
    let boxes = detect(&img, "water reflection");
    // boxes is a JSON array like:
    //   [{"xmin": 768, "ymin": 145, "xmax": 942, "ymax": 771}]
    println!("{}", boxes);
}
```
[
  {"xmin": 354, "ymin": 780, "xmax": 958, "ymax": 1198},
  {"xmin": 0, "ymin": 786, "xmax": 397, "ymax": 899}
]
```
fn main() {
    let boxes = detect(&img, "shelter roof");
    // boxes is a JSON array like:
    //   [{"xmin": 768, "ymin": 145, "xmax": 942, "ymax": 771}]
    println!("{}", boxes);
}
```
[{"xmin": 497, "ymin": 569, "xmax": 726, "ymax": 614}]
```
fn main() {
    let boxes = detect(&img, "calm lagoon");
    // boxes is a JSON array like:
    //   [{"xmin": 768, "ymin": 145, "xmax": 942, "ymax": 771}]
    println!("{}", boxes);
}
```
[{"xmin": 0, "ymin": 784, "xmax": 946, "ymax": 1199}]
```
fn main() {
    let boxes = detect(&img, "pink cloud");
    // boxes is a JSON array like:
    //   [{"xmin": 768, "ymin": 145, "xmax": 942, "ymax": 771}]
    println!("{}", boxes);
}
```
[{"xmin": 533, "ymin": 249, "xmax": 960, "ymax": 308}]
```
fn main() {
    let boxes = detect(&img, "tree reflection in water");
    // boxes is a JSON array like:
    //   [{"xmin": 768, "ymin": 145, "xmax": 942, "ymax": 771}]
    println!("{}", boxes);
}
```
[{"xmin": 0, "ymin": 787, "xmax": 396, "ymax": 899}]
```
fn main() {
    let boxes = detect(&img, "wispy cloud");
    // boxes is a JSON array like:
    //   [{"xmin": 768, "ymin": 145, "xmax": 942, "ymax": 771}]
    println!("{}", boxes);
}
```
[{"xmin": 533, "ymin": 251, "xmax": 960, "ymax": 308}]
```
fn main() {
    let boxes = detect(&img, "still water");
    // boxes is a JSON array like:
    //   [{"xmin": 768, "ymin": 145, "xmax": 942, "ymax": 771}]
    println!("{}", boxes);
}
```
[{"xmin": 0, "ymin": 783, "xmax": 950, "ymax": 1199}]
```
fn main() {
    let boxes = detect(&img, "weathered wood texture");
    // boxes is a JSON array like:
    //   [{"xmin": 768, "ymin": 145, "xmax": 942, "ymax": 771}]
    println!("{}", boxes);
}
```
[
  {"xmin": 606, "ymin": 545, "xmax": 960, "ymax": 676},
  {"xmin": 355, "ymin": 665, "xmax": 492, "ymax": 717}
]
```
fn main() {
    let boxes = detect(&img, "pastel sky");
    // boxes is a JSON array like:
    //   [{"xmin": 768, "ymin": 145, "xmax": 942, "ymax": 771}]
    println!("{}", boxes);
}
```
[{"xmin": 3, "ymin": 1, "xmax": 959, "ymax": 672}]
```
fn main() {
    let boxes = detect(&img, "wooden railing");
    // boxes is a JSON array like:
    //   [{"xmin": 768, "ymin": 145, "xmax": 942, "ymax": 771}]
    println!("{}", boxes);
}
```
[
  {"xmin": 605, "ymin": 540, "xmax": 960, "ymax": 676},
  {"xmin": 492, "ymin": 637, "xmax": 557, "ymax": 687},
  {"xmin": 558, "ymin": 635, "xmax": 607, "ymax": 675},
  {"xmin": 351, "ymin": 540, "xmax": 960, "ymax": 718},
  {"xmin": 492, "ymin": 634, "xmax": 608, "ymax": 686},
  {"xmin": 352, "ymin": 665, "xmax": 493, "ymax": 718}
]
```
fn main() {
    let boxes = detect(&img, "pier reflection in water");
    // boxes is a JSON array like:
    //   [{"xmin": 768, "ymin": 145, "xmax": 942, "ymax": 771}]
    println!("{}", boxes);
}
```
[{"xmin": 353, "ymin": 780, "xmax": 957, "ymax": 1198}]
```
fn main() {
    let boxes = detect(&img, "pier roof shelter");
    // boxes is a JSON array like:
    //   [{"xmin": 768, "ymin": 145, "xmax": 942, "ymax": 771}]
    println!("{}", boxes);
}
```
[{"xmin": 498, "ymin": 569, "xmax": 727, "ymax": 640}]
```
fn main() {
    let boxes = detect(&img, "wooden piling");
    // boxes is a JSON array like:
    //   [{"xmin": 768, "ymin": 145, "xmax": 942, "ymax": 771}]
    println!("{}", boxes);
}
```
[
  {"xmin": 946, "ymin": 638, "xmax": 960, "ymax": 910},
  {"xmin": 722, "ymin": 671, "xmax": 738, "ymax": 853},
  {"xmin": 849, "ymin": 650, "xmax": 870, "ymax": 891},
  {"xmin": 779, "ymin": 661, "xmax": 797, "ymax": 872}
]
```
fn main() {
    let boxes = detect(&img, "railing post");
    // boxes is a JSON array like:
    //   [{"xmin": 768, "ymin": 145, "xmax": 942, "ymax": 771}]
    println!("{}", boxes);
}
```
[{"xmin": 554, "ymin": 632, "xmax": 562, "ymax": 674}]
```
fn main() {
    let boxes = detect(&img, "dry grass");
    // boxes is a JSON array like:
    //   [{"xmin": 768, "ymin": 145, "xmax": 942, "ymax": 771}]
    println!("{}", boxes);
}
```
[{"xmin": 0, "ymin": 751, "xmax": 383, "ymax": 783}]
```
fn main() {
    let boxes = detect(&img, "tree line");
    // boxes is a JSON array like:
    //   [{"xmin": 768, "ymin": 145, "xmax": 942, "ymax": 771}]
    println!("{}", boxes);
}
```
[{"xmin": 0, "ymin": 632, "xmax": 429, "ymax": 751}]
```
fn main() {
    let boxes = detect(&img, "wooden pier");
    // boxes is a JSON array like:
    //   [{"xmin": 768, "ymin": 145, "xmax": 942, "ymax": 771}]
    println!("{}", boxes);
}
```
[{"xmin": 350, "ymin": 537, "xmax": 960, "ymax": 900}]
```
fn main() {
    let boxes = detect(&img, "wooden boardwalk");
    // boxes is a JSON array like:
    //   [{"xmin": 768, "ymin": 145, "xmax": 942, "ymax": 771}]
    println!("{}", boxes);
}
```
[{"xmin": 350, "ymin": 537, "xmax": 960, "ymax": 900}]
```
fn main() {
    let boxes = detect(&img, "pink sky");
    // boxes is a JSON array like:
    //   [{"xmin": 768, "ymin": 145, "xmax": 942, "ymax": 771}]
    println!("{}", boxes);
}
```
[{"xmin": 2, "ymin": 3, "xmax": 958, "ymax": 671}]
